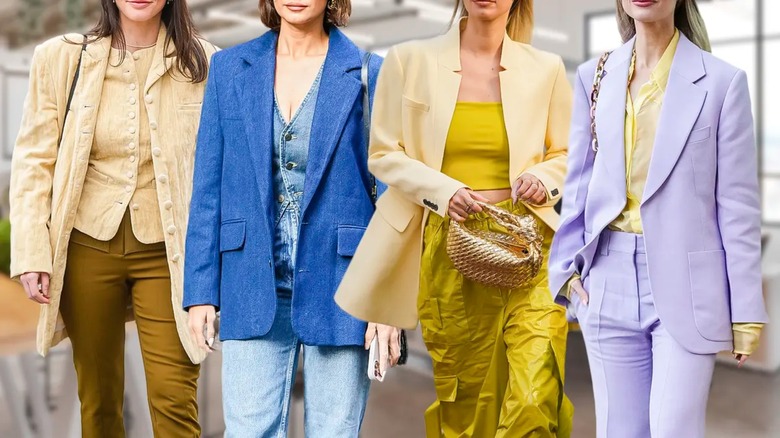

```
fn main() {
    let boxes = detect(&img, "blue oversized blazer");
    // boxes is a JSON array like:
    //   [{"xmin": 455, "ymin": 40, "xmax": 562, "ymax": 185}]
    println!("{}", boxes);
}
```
[{"xmin": 183, "ymin": 27, "xmax": 383, "ymax": 346}]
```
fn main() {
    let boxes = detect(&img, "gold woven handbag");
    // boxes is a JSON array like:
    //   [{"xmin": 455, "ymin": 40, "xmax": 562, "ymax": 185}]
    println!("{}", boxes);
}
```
[{"xmin": 446, "ymin": 202, "xmax": 544, "ymax": 289}]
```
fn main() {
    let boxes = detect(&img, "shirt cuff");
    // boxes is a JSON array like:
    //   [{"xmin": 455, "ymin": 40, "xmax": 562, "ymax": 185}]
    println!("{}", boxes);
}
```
[
  {"xmin": 559, "ymin": 274, "xmax": 580, "ymax": 302},
  {"xmin": 732, "ymin": 323, "xmax": 764, "ymax": 356}
]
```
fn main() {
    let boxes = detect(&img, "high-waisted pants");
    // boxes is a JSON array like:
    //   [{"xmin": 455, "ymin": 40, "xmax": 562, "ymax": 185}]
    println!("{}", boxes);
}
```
[
  {"xmin": 419, "ymin": 199, "xmax": 574, "ymax": 437},
  {"xmin": 59, "ymin": 212, "xmax": 200, "ymax": 438},
  {"xmin": 572, "ymin": 230, "xmax": 716, "ymax": 438}
]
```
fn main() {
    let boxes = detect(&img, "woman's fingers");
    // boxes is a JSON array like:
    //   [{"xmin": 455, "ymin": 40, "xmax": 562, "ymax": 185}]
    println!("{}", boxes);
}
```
[
  {"xmin": 40, "ymin": 273, "xmax": 50, "ymax": 298},
  {"xmin": 388, "ymin": 329, "xmax": 401, "ymax": 367},
  {"xmin": 364, "ymin": 322, "xmax": 377, "ymax": 350},
  {"xmin": 205, "ymin": 309, "xmax": 216, "ymax": 350},
  {"xmin": 378, "ymin": 330, "xmax": 390, "ymax": 377},
  {"xmin": 571, "ymin": 279, "xmax": 589, "ymax": 305}
]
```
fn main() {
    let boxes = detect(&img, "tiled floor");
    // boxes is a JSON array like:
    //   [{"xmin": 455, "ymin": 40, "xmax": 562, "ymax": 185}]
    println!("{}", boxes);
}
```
[{"xmin": 2, "ymin": 332, "xmax": 778, "ymax": 437}]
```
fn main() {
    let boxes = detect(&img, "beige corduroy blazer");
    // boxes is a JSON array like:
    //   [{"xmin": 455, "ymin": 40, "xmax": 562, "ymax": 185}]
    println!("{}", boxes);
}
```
[
  {"xmin": 9, "ymin": 29, "xmax": 217, "ymax": 364},
  {"xmin": 335, "ymin": 22, "xmax": 573, "ymax": 329}
]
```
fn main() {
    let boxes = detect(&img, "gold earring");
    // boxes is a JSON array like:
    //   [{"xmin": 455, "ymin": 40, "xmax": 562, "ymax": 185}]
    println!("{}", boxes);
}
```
[{"xmin": 327, "ymin": 0, "xmax": 335, "ymax": 10}]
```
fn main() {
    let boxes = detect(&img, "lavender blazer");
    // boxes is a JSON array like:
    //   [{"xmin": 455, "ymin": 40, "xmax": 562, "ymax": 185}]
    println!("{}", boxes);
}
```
[{"xmin": 549, "ymin": 34, "xmax": 768, "ymax": 354}]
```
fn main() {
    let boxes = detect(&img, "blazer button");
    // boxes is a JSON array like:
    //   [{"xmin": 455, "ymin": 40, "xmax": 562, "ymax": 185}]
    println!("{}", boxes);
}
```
[
  {"xmin": 167, "ymin": 225, "xmax": 177, "ymax": 235},
  {"xmin": 145, "ymin": 95, "xmax": 153, "ymax": 104},
  {"xmin": 172, "ymin": 254, "xmax": 181, "ymax": 262},
  {"xmin": 132, "ymin": 204, "xmax": 140, "ymax": 211}
]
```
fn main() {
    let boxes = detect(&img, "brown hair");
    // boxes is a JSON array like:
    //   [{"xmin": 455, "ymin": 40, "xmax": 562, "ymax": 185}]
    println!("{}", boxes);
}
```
[
  {"xmin": 616, "ymin": 0, "xmax": 711, "ymax": 51},
  {"xmin": 80, "ymin": 0, "xmax": 208, "ymax": 82},
  {"xmin": 259, "ymin": 0, "xmax": 351, "ymax": 30},
  {"xmin": 451, "ymin": 0, "xmax": 534, "ymax": 44}
]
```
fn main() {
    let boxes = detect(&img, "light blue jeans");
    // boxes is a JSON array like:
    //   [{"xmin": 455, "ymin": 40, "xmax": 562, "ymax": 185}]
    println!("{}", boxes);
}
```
[{"xmin": 222, "ymin": 296, "xmax": 370, "ymax": 438}]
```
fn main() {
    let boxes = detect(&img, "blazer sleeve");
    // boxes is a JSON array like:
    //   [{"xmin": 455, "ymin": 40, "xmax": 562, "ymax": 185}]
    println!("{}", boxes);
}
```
[
  {"xmin": 548, "ymin": 65, "xmax": 596, "ymax": 299},
  {"xmin": 522, "ymin": 57, "xmax": 572, "ymax": 207},
  {"xmin": 715, "ymin": 70, "xmax": 768, "ymax": 323},
  {"xmin": 367, "ymin": 46, "xmax": 466, "ymax": 217},
  {"xmin": 9, "ymin": 44, "xmax": 60, "ymax": 278},
  {"xmin": 183, "ymin": 52, "xmax": 224, "ymax": 310}
]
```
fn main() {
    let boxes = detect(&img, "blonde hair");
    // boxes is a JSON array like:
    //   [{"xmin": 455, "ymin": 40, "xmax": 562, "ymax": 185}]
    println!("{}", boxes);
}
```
[
  {"xmin": 451, "ymin": 0, "xmax": 534, "ymax": 44},
  {"xmin": 616, "ymin": 0, "xmax": 711, "ymax": 51}
]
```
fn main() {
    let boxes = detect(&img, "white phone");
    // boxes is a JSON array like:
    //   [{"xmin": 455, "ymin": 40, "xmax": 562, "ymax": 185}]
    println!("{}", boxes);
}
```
[{"xmin": 367, "ymin": 336, "xmax": 386, "ymax": 382}]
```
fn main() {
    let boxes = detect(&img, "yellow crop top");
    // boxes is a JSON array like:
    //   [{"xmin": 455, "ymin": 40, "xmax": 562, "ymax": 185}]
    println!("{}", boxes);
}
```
[{"xmin": 440, "ymin": 102, "xmax": 510, "ymax": 190}]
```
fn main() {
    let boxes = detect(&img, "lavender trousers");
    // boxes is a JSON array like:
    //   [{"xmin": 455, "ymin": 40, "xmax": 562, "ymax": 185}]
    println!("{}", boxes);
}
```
[{"xmin": 572, "ymin": 230, "xmax": 716, "ymax": 438}]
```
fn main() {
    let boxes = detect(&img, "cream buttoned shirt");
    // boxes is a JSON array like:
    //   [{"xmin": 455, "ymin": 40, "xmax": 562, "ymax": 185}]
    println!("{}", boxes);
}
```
[{"xmin": 75, "ymin": 46, "xmax": 164, "ymax": 243}]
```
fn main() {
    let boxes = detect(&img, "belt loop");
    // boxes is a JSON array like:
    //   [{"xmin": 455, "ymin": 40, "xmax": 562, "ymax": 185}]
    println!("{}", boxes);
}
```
[{"xmin": 599, "ymin": 230, "xmax": 610, "ymax": 256}]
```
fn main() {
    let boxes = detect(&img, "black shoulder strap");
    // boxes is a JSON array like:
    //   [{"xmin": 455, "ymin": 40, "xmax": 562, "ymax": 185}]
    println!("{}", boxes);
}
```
[
  {"xmin": 360, "ymin": 51, "xmax": 377, "ymax": 204},
  {"xmin": 59, "ymin": 35, "xmax": 88, "ymax": 148}
]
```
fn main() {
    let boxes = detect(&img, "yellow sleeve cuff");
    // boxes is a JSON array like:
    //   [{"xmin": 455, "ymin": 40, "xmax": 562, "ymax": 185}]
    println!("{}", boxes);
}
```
[
  {"xmin": 559, "ymin": 274, "xmax": 580, "ymax": 301},
  {"xmin": 732, "ymin": 323, "xmax": 764, "ymax": 356}
]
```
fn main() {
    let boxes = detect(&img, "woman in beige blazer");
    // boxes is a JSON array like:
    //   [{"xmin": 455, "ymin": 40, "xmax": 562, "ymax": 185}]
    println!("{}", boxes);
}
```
[
  {"xmin": 336, "ymin": 1, "xmax": 573, "ymax": 436},
  {"xmin": 9, "ymin": 1, "xmax": 216, "ymax": 436}
]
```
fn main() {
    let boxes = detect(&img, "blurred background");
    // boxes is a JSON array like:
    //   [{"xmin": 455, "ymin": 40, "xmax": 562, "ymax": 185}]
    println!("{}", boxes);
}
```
[{"xmin": 0, "ymin": 0, "xmax": 777, "ymax": 437}]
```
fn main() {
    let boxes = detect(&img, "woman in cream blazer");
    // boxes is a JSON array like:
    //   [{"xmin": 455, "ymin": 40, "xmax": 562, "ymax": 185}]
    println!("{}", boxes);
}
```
[
  {"xmin": 337, "ymin": 1, "xmax": 573, "ymax": 436},
  {"xmin": 10, "ymin": 1, "xmax": 216, "ymax": 436}
]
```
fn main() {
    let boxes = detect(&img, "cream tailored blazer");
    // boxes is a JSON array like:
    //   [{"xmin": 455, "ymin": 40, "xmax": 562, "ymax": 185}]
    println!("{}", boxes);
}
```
[
  {"xmin": 10, "ymin": 30, "xmax": 217, "ymax": 364},
  {"xmin": 335, "ymin": 21, "xmax": 573, "ymax": 328}
]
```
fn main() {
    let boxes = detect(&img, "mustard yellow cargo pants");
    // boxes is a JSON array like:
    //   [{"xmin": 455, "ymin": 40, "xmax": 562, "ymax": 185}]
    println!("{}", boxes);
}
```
[{"xmin": 419, "ymin": 199, "xmax": 573, "ymax": 438}]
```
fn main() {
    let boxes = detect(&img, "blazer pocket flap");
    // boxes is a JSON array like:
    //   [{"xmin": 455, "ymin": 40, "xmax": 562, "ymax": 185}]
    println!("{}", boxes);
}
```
[
  {"xmin": 220, "ymin": 220, "xmax": 246, "ymax": 252},
  {"xmin": 687, "ymin": 126, "xmax": 711, "ymax": 144},
  {"xmin": 337, "ymin": 226, "xmax": 367, "ymax": 257},
  {"xmin": 402, "ymin": 95, "xmax": 430, "ymax": 112},
  {"xmin": 375, "ymin": 189, "xmax": 417, "ymax": 233}
]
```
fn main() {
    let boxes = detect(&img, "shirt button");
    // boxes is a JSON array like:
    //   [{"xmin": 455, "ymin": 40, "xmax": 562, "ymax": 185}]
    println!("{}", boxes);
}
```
[
  {"xmin": 128, "ymin": 142, "xmax": 136, "ymax": 150},
  {"xmin": 152, "ymin": 148, "xmax": 162, "ymax": 157},
  {"xmin": 132, "ymin": 204, "xmax": 140, "ymax": 211},
  {"xmin": 129, "ymin": 83, "xmax": 137, "ymax": 91},
  {"xmin": 284, "ymin": 133, "xmax": 293, "ymax": 141},
  {"xmin": 277, "ymin": 195, "xmax": 285, "ymax": 203},
  {"xmin": 167, "ymin": 225, "xmax": 177, "ymax": 235},
  {"xmin": 132, "ymin": 53, "xmax": 140, "ymax": 61},
  {"xmin": 130, "ymin": 155, "xmax": 136, "ymax": 163},
  {"xmin": 125, "ymin": 186, "xmax": 132, "ymax": 193},
  {"xmin": 164, "ymin": 200, "xmax": 173, "ymax": 210},
  {"xmin": 158, "ymin": 174, "xmax": 168, "ymax": 184},
  {"xmin": 285, "ymin": 162, "xmax": 295, "ymax": 170},
  {"xmin": 145, "ymin": 95, "xmax": 153, "ymax": 104},
  {"xmin": 129, "ymin": 111, "xmax": 136, "ymax": 119},
  {"xmin": 129, "ymin": 126, "xmax": 136, "ymax": 134},
  {"xmin": 127, "ymin": 171, "xmax": 134, "ymax": 179},
  {"xmin": 129, "ymin": 97, "xmax": 137, "ymax": 105},
  {"xmin": 150, "ymin": 122, "xmax": 158, "ymax": 130}
]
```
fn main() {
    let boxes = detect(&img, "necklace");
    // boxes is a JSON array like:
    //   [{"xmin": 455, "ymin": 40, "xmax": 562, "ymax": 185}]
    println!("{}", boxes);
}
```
[{"xmin": 127, "ymin": 42, "xmax": 157, "ymax": 49}]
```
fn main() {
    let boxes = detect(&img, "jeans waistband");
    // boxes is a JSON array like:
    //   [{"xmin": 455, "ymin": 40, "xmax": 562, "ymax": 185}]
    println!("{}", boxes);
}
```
[{"xmin": 598, "ymin": 229, "xmax": 646, "ymax": 255}]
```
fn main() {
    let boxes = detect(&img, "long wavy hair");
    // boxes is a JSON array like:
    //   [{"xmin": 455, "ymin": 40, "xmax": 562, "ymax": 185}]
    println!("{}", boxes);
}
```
[
  {"xmin": 451, "ymin": 0, "xmax": 534, "ymax": 43},
  {"xmin": 616, "ymin": 0, "xmax": 711, "ymax": 52},
  {"xmin": 79, "ymin": 0, "xmax": 208, "ymax": 82}
]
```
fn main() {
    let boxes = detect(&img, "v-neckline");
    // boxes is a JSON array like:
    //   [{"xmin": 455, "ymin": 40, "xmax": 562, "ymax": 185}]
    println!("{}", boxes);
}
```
[{"xmin": 274, "ymin": 62, "xmax": 325, "ymax": 126}]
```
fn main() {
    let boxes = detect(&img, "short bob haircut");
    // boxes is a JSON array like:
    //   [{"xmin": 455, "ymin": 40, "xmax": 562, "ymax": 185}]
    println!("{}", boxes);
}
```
[{"xmin": 259, "ymin": 0, "xmax": 351, "ymax": 30}]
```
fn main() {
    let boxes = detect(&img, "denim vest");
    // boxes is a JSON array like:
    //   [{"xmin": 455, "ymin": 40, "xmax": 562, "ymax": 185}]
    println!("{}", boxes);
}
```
[{"xmin": 272, "ymin": 67, "xmax": 323, "ymax": 296}]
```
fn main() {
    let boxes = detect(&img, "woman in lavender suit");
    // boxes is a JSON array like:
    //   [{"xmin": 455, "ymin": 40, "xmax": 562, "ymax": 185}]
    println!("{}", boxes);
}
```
[{"xmin": 549, "ymin": 1, "xmax": 768, "ymax": 437}]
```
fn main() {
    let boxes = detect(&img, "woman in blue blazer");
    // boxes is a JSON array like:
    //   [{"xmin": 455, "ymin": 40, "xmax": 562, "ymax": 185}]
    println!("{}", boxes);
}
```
[{"xmin": 182, "ymin": 0, "xmax": 394, "ymax": 436}]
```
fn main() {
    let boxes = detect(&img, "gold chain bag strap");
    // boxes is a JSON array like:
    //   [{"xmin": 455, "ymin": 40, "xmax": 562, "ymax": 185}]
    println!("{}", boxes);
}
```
[
  {"xmin": 446, "ymin": 202, "xmax": 544, "ymax": 289},
  {"xmin": 590, "ymin": 51, "xmax": 611, "ymax": 153}
]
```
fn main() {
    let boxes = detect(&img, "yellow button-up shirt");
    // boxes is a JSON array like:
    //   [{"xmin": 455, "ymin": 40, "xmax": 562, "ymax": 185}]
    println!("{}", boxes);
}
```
[{"xmin": 566, "ymin": 29, "xmax": 762, "ymax": 355}]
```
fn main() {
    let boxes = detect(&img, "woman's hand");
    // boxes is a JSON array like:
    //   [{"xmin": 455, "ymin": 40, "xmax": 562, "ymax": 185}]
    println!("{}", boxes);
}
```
[
  {"xmin": 512, "ymin": 173, "xmax": 548, "ymax": 206},
  {"xmin": 448, "ymin": 188, "xmax": 489, "ymax": 222},
  {"xmin": 570, "ymin": 277, "xmax": 589, "ymax": 306},
  {"xmin": 734, "ymin": 354, "xmax": 750, "ymax": 368},
  {"xmin": 20, "ymin": 272, "xmax": 51, "ymax": 304},
  {"xmin": 188, "ymin": 305, "xmax": 217, "ymax": 353},
  {"xmin": 364, "ymin": 322, "xmax": 401, "ymax": 378}
]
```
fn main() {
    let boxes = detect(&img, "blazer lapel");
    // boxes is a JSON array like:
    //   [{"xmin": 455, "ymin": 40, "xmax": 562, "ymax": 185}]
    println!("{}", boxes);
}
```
[
  {"xmin": 301, "ymin": 28, "xmax": 362, "ymax": 213},
  {"xmin": 235, "ymin": 33, "xmax": 277, "ymax": 214},
  {"xmin": 144, "ymin": 25, "xmax": 175, "ymax": 94},
  {"xmin": 74, "ymin": 36, "xmax": 111, "ymax": 154},
  {"xmin": 432, "ymin": 23, "xmax": 462, "ymax": 171},
  {"xmin": 642, "ymin": 35, "xmax": 707, "ymax": 204},
  {"xmin": 594, "ymin": 39, "xmax": 633, "ymax": 209}
]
